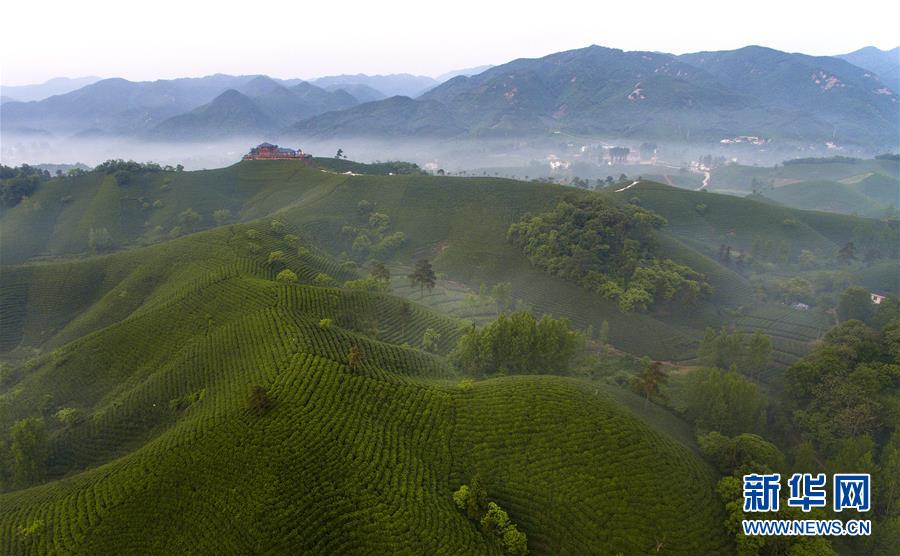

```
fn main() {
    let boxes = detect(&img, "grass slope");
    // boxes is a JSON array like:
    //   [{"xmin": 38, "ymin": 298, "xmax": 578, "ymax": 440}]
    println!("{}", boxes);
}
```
[{"xmin": 0, "ymin": 226, "xmax": 729, "ymax": 554}]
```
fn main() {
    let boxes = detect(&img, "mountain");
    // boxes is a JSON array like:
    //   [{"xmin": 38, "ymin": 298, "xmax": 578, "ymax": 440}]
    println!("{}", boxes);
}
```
[
  {"xmin": 232, "ymin": 76, "xmax": 359, "ymax": 125},
  {"xmin": 319, "ymin": 82, "xmax": 386, "ymax": 103},
  {"xmin": 291, "ymin": 95, "xmax": 464, "ymax": 138},
  {"xmin": 149, "ymin": 89, "xmax": 275, "ymax": 140},
  {"xmin": 295, "ymin": 45, "xmax": 898, "ymax": 146},
  {"xmin": 679, "ymin": 46, "xmax": 898, "ymax": 145},
  {"xmin": 836, "ymin": 46, "xmax": 900, "ymax": 92},
  {"xmin": 0, "ymin": 76, "xmax": 102, "ymax": 102},
  {"xmin": 0, "ymin": 74, "xmax": 262, "ymax": 135},
  {"xmin": 311, "ymin": 73, "xmax": 439, "ymax": 98},
  {"xmin": 436, "ymin": 65, "xmax": 494, "ymax": 82},
  {"xmin": 298, "ymin": 46, "xmax": 763, "ymax": 139}
]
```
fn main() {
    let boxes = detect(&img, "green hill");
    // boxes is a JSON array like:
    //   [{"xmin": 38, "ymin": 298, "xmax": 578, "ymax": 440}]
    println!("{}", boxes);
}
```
[
  {"xmin": 0, "ymin": 222, "xmax": 730, "ymax": 554},
  {"xmin": 757, "ymin": 179, "xmax": 888, "ymax": 217},
  {"xmin": 4, "ymin": 161, "xmax": 893, "ymax": 365}
]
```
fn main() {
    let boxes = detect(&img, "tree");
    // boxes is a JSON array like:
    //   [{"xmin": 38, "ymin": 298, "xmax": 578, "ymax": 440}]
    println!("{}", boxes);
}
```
[
  {"xmin": 247, "ymin": 385, "xmax": 271, "ymax": 414},
  {"xmin": 347, "ymin": 345, "xmax": 362, "ymax": 369},
  {"xmin": 267, "ymin": 250, "xmax": 286, "ymax": 267},
  {"xmin": 178, "ymin": 208, "xmax": 201, "ymax": 232},
  {"xmin": 598, "ymin": 320, "xmax": 610, "ymax": 346},
  {"xmin": 490, "ymin": 282, "xmax": 513, "ymax": 314},
  {"xmin": 837, "ymin": 286, "xmax": 875, "ymax": 323},
  {"xmin": 54, "ymin": 407, "xmax": 84, "ymax": 427},
  {"xmin": 88, "ymin": 227, "xmax": 113, "ymax": 252},
  {"xmin": 422, "ymin": 328, "xmax": 440, "ymax": 352},
  {"xmin": 480, "ymin": 502, "xmax": 510, "ymax": 535},
  {"xmin": 213, "ymin": 209, "xmax": 232, "ymax": 225},
  {"xmin": 466, "ymin": 475, "xmax": 488, "ymax": 521},
  {"xmin": 408, "ymin": 259, "xmax": 436, "ymax": 297},
  {"xmin": 335, "ymin": 148, "xmax": 345, "ymax": 159},
  {"xmin": 632, "ymin": 359, "xmax": 668, "ymax": 403},
  {"xmin": 313, "ymin": 273, "xmax": 335, "ymax": 287},
  {"xmin": 838, "ymin": 241, "xmax": 857, "ymax": 264},
  {"xmin": 685, "ymin": 368, "xmax": 767, "ymax": 435},
  {"xmin": 451, "ymin": 311, "xmax": 583, "ymax": 376},
  {"xmin": 10, "ymin": 417, "xmax": 48, "ymax": 487},
  {"xmin": 745, "ymin": 331, "xmax": 772, "ymax": 378},
  {"xmin": 275, "ymin": 269, "xmax": 298, "ymax": 284},
  {"xmin": 370, "ymin": 261, "xmax": 390, "ymax": 284}
]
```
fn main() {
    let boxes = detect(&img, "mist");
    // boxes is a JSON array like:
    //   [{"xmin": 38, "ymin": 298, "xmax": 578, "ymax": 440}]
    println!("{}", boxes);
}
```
[{"xmin": 5, "ymin": 130, "xmax": 883, "ymax": 182}]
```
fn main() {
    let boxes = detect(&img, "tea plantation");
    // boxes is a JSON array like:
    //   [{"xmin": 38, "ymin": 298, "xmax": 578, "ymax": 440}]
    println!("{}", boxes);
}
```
[{"xmin": 0, "ymin": 223, "xmax": 731, "ymax": 554}]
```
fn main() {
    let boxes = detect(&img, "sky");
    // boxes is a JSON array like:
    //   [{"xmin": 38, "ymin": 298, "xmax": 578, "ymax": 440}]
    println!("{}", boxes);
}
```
[{"xmin": 1, "ymin": 0, "xmax": 898, "ymax": 86}]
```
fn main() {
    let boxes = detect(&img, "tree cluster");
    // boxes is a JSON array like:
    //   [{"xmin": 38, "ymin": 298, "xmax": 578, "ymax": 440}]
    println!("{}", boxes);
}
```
[
  {"xmin": 0, "ymin": 164, "xmax": 50, "ymax": 207},
  {"xmin": 451, "ymin": 310, "xmax": 583, "ymax": 376},
  {"xmin": 697, "ymin": 328, "xmax": 772, "ymax": 377},
  {"xmin": 341, "ymin": 200, "xmax": 406, "ymax": 261},
  {"xmin": 508, "ymin": 198, "xmax": 710, "ymax": 313},
  {"xmin": 453, "ymin": 478, "xmax": 528, "ymax": 555}
]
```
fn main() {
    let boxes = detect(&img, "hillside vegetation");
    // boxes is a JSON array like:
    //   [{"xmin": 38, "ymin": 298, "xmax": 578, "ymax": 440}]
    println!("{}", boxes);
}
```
[{"xmin": 0, "ymin": 218, "xmax": 730, "ymax": 554}]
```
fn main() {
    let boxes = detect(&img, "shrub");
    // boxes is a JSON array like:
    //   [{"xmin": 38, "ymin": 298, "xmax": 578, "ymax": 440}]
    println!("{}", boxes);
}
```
[
  {"xmin": 54, "ymin": 407, "xmax": 84, "ymax": 427},
  {"xmin": 313, "ymin": 273, "xmax": 335, "ymax": 287},
  {"xmin": 247, "ymin": 385, "xmax": 272, "ymax": 415},
  {"xmin": 275, "ymin": 269, "xmax": 299, "ymax": 284}
]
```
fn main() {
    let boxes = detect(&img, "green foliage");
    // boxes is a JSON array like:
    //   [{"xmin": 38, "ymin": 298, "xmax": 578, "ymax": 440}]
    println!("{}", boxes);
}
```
[
  {"xmin": 408, "ymin": 259, "xmax": 436, "ymax": 296},
  {"xmin": 178, "ymin": 208, "xmax": 201, "ymax": 232},
  {"xmin": 684, "ymin": 368, "xmax": 767, "ymax": 435},
  {"xmin": 422, "ymin": 327, "xmax": 440, "ymax": 352},
  {"xmin": 343, "ymin": 275, "xmax": 388, "ymax": 292},
  {"xmin": 698, "ymin": 432, "xmax": 785, "ymax": 475},
  {"xmin": 453, "ymin": 480, "xmax": 528, "ymax": 555},
  {"xmin": 452, "ymin": 310, "xmax": 583, "ymax": 376},
  {"xmin": 0, "ymin": 164, "xmax": 49, "ymax": 207},
  {"xmin": 313, "ymin": 272, "xmax": 335, "ymax": 287},
  {"xmin": 837, "ymin": 285, "xmax": 876, "ymax": 323},
  {"xmin": 54, "ymin": 407, "xmax": 84, "ymax": 427},
  {"xmin": 246, "ymin": 385, "xmax": 271, "ymax": 415},
  {"xmin": 697, "ymin": 327, "xmax": 772, "ymax": 376},
  {"xmin": 88, "ymin": 227, "xmax": 114, "ymax": 253},
  {"xmin": 213, "ymin": 209, "xmax": 232, "ymax": 225},
  {"xmin": 508, "ymin": 197, "xmax": 710, "ymax": 312},
  {"xmin": 9, "ymin": 417, "xmax": 48, "ymax": 488},
  {"xmin": 631, "ymin": 359, "xmax": 668, "ymax": 402},
  {"xmin": 275, "ymin": 269, "xmax": 299, "ymax": 284}
]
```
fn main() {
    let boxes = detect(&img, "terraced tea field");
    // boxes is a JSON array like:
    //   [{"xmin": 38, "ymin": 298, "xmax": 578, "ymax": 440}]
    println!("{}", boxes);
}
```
[{"xmin": 0, "ymin": 227, "xmax": 731, "ymax": 554}]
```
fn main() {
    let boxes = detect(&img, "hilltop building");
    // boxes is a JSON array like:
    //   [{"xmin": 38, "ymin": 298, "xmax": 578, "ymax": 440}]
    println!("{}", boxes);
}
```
[{"xmin": 243, "ymin": 143, "xmax": 311, "ymax": 161}]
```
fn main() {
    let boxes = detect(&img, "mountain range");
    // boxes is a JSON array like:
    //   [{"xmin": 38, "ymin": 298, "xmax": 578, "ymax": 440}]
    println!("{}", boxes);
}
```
[
  {"xmin": 297, "ymin": 45, "xmax": 898, "ymax": 147},
  {"xmin": 0, "ymin": 76, "xmax": 102, "ymax": 103},
  {"xmin": 1, "ymin": 45, "xmax": 897, "ymax": 147}
]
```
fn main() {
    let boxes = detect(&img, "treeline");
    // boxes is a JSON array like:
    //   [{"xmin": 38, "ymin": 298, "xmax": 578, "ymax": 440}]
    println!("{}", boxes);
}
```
[
  {"xmin": 782, "ymin": 155, "xmax": 860, "ymax": 165},
  {"xmin": 0, "ymin": 164, "xmax": 51, "ymax": 207},
  {"xmin": 95, "ymin": 159, "xmax": 182, "ymax": 187},
  {"xmin": 681, "ymin": 297, "xmax": 900, "ymax": 554},
  {"xmin": 508, "ymin": 198, "xmax": 711, "ymax": 312}
]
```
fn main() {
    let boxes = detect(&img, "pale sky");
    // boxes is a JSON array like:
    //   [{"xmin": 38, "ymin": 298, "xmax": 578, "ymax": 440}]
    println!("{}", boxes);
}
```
[{"xmin": 1, "ymin": 0, "xmax": 898, "ymax": 86}]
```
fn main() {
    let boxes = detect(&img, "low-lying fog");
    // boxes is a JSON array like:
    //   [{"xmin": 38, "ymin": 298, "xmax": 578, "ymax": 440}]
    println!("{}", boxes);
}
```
[{"xmin": 0, "ymin": 132, "xmax": 882, "ymax": 174}]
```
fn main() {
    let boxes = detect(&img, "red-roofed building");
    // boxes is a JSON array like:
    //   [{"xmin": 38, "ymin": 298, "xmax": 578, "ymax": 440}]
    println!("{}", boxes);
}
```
[{"xmin": 243, "ymin": 143, "xmax": 311, "ymax": 160}]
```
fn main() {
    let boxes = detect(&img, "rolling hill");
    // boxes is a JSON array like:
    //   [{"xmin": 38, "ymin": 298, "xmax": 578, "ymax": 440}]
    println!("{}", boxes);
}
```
[
  {"xmin": 0, "ymin": 212, "xmax": 731, "ymax": 554},
  {"xmin": 755, "ymin": 177, "xmax": 897, "ymax": 217},
  {"xmin": 5, "ymin": 159, "xmax": 893, "ymax": 365}
]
